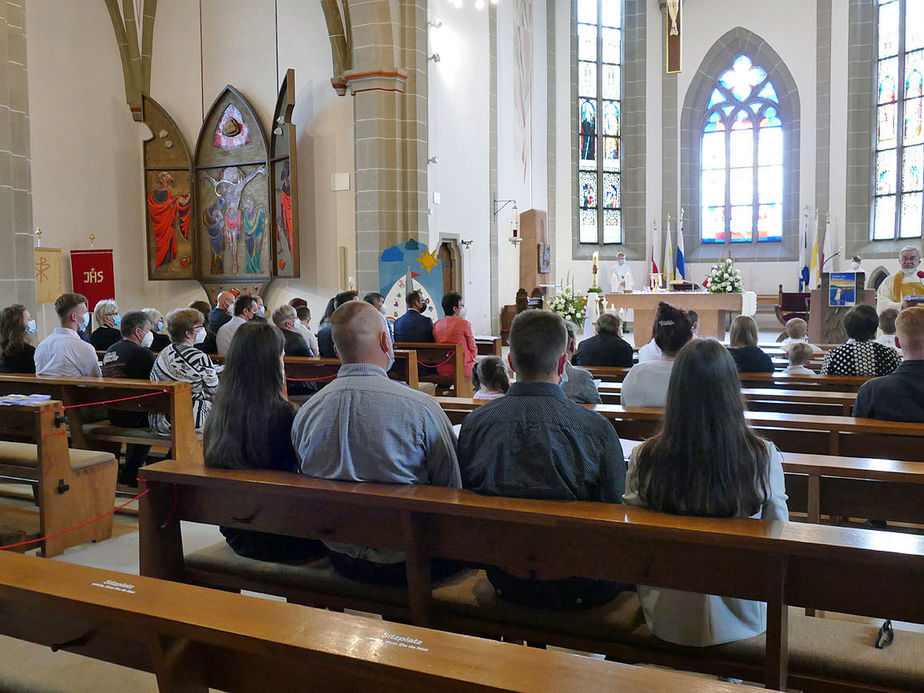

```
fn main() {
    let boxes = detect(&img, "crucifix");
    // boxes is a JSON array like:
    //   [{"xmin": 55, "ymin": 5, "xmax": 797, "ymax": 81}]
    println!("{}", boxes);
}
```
[{"xmin": 662, "ymin": 0, "xmax": 682, "ymax": 74}]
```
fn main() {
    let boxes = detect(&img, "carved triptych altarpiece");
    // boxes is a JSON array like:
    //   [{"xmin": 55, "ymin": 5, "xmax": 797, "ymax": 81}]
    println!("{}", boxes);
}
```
[
  {"xmin": 142, "ymin": 73, "xmax": 299, "ymax": 295},
  {"xmin": 143, "ymin": 94, "xmax": 194, "ymax": 280},
  {"xmin": 272, "ymin": 69, "xmax": 299, "ymax": 278}
]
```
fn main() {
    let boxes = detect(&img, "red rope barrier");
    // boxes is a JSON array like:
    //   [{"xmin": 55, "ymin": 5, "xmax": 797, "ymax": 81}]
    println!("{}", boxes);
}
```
[
  {"xmin": 0, "ymin": 488, "xmax": 152, "ymax": 551},
  {"xmin": 61, "ymin": 390, "xmax": 169, "ymax": 410},
  {"xmin": 286, "ymin": 373, "xmax": 339, "ymax": 382},
  {"xmin": 416, "ymin": 353, "xmax": 455, "ymax": 368}
]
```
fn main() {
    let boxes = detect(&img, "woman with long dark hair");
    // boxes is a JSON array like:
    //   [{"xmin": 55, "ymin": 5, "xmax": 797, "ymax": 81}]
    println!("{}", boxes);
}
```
[
  {"xmin": 203, "ymin": 321, "xmax": 326, "ymax": 561},
  {"xmin": 624, "ymin": 338, "xmax": 788, "ymax": 646},
  {"xmin": 0, "ymin": 304, "xmax": 36, "ymax": 373}
]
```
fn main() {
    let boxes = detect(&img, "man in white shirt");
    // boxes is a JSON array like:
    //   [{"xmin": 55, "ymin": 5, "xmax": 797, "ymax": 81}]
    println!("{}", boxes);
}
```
[
  {"xmin": 216, "ymin": 294, "xmax": 255, "ymax": 354},
  {"xmin": 34, "ymin": 293, "xmax": 102, "ymax": 377}
]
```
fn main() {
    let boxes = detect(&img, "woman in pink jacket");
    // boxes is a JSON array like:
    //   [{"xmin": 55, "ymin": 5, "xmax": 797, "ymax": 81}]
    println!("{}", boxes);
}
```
[{"xmin": 433, "ymin": 292, "xmax": 477, "ymax": 380}]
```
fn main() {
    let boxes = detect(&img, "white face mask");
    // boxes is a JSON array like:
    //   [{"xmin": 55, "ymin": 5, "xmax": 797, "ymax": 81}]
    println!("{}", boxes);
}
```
[
  {"xmin": 140, "ymin": 331, "xmax": 154, "ymax": 349},
  {"xmin": 850, "ymin": 262, "xmax": 860, "ymax": 270},
  {"xmin": 257, "ymin": 304, "xmax": 265, "ymax": 316},
  {"xmin": 458, "ymin": 306, "xmax": 467, "ymax": 318},
  {"xmin": 194, "ymin": 327, "xmax": 207, "ymax": 344}
]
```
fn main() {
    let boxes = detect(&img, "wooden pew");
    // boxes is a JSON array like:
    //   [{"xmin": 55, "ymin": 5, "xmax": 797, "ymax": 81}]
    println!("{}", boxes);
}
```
[
  {"xmin": 213, "ymin": 350, "xmax": 422, "ymax": 392},
  {"xmin": 0, "ymin": 552, "xmax": 747, "ymax": 693},
  {"xmin": 475, "ymin": 336, "xmax": 503, "ymax": 357},
  {"xmin": 0, "ymin": 401, "xmax": 116, "ymax": 557},
  {"xmin": 597, "ymin": 383, "xmax": 857, "ymax": 415},
  {"xmin": 584, "ymin": 366, "xmax": 873, "ymax": 392},
  {"xmin": 394, "ymin": 342, "xmax": 469, "ymax": 396},
  {"xmin": 138, "ymin": 460, "xmax": 924, "ymax": 691},
  {"xmin": 0, "ymin": 374, "xmax": 200, "ymax": 464},
  {"xmin": 436, "ymin": 397, "xmax": 924, "ymax": 461}
]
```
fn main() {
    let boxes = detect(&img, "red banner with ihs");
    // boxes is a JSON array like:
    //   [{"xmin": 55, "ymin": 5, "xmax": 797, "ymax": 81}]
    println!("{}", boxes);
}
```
[{"xmin": 70, "ymin": 249, "xmax": 115, "ymax": 311}]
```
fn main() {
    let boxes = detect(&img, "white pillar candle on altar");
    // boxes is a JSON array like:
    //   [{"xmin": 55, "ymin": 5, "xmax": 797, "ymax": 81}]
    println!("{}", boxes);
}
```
[{"xmin": 592, "ymin": 251, "xmax": 599, "ymax": 265}]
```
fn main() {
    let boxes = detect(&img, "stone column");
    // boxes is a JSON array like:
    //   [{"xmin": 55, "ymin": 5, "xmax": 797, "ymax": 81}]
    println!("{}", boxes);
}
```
[
  {"xmin": 0, "ymin": 0, "xmax": 34, "ymax": 306},
  {"xmin": 344, "ymin": 0, "xmax": 428, "ymax": 293}
]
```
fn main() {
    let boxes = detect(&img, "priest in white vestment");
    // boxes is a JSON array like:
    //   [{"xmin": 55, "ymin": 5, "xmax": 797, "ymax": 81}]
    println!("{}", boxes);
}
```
[{"xmin": 877, "ymin": 246, "xmax": 924, "ymax": 312}]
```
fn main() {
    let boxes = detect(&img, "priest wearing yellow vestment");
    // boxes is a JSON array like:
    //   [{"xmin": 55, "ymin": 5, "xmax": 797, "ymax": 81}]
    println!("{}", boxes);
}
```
[{"xmin": 877, "ymin": 246, "xmax": 924, "ymax": 312}]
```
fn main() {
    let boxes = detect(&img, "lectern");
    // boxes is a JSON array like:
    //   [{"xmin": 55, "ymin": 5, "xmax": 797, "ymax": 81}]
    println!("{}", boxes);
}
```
[{"xmin": 808, "ymin": 272, "xmax": 875, "ymax": 344}]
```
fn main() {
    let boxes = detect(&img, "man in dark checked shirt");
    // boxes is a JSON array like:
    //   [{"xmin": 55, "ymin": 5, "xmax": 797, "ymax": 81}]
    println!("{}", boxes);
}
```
[{"xmin": 458, "ymin": 309, "xmax": 630, "ymax": 609}]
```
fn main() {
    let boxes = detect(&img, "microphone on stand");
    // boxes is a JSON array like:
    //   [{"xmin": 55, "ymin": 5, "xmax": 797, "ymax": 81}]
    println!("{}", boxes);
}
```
[{"xmin": 822, "ymin": 248, "xmax": 842, "ymax": 271}]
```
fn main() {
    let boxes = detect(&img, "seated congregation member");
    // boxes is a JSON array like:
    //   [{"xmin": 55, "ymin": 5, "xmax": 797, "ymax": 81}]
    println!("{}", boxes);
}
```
[
  {"xmin": 250, "ymin": 295, "xmax": 268, "ymax": 324},
  {"xmin": 394, "ymin": 290, "xmax": 434, "ymax": 343},
  {"xmin": 209, "ymin": 291, "xmax": 234, "ymax": 334},
  {"xmin": 216, "ymin": 294, "xmax": 256, "ymax": 355},
  {"xmin": 637, "ymin": 309, "xmax": 697, "ymax": 364},
  {"xmin": 363, "ymin": 291, "xmax": 385, "ymax": 312},
  {"xmin": 317, "ymin": 295, "xmax": 337, "ymax": 329},
  {"xmin": 292, "ymin": 300, "xmax": 461, "ymax": 584},
  {"xmin": 472, "ymin": 355, "xmax": 510, "ymax": 400},
  {"xmin": 295, "ymin": 306, "xmax": 319, "ymax": 356},
  {"xmin": 317, "ymin": 290, "xmax": 358, "ymax": 358},
  {"xmin": 624, "ymin": 338, "xmax": 788, "ymax": 646},
  {"xmin": 142, "ymin": 308, "xmax": 171, "ymax": 352},
  {"xmin": 459, "ymin": 310, "xmax": 627, "ymax": 609},
  {"xmin": 563, "ymin": 321, "xmax": 601, "ymax": 404},
  {"xmin": 188, "ymin": 300, "xmax": 218, "ymax": 354},
  {"xmin": 727, "ymin": 315, "xmax": 774, "ymax": 373},
  {"xmin": 783, "ymin": 341, "xmax": 815, "ymax": 376},
  {"xmin": 288, "ymin": 297, "xmax": 308, "ymax": 310},
  {"xmin": 821, "ymin": 304, "xmax": 902, "ymax": 376},
  {"xmin": 0, "ymin": 304, "xmax": 36, "ymax": 373},
  {"xmin": 205, "ymin": 322, "xmax": 326, "ymax": 562},
  {"xmin": 432, "ymin": 291, "xmax": 477, "ymax": 383},
  {"xmin": 101, "ymin": 311, "xmax": 155, "ymax": 486},
  {"xmin": 621, "ymin": 303, "xmax": 691, "ymax": 407},
  {"xmin": 150, "ymin": 308, "xmax": 218, "ymax": 434},
  {"xmin": 272, "ymin": 304, "xmax": 314, "ymax": 397},
  {"xmin": 876, "ymin": 307, "xmax": 901, "ymax": 353},
  {"xmin": 572, "ymin": 311, "xmax": 633, "ymax": 368},
  {"xmin": 34, "ymin": 293, "xmax": 101, "ymax": 377},
  {"xmin": 779, "ymin": 317, "xmax": 809, "ymax": 354},
  {"xmin": 89, "ymin": 299, "xmax": 122, "ymax": 351},
  {"xmin": 855, "ymin": 306, "xmax": 924, "ymax": 422}
]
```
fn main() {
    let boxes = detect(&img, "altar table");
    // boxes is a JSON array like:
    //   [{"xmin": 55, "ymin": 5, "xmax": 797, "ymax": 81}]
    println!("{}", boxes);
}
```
[{"xmin": 604, "ymin": 291, "xmax": 745, "ymax": 341}]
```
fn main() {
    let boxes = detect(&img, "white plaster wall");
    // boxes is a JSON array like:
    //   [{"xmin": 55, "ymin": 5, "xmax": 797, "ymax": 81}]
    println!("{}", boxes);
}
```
[
  {"xmin": 427, "ymin": 0, "xmax": 491, "ymax": 334},
  {"xmin": 26, "ymin": 0, "xmax": 353, "ymax": 338}
]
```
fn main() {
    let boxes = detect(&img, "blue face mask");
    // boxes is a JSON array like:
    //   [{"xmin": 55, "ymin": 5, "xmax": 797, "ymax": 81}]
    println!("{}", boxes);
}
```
[
  {"xmin": 559, "ymin": 366, "xmax": 569, "ymax": 389},
  {"xmin": 26, "ymin": 319, "xmax": 36, "ymax": 335},
  {"xmin": 157, "ymin": 321, "xmax": 164, "ymax": 332},
  {"xmin": 81, "ymin": 313, "xmax": 90, "ymax": 329},
  {"xmin": 112, "ymin": 315, "xmax": 122, "ymax": 327}
]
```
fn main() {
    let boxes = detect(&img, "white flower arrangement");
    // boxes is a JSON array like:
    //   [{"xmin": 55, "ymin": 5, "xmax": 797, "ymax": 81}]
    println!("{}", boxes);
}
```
[
  {"xmin": 547, "ymin": 284, "xmax": 587, "ymax": 325},
  {"xmin": 707, "ymin": 257, "xmax": 743, "ymax": 294}
]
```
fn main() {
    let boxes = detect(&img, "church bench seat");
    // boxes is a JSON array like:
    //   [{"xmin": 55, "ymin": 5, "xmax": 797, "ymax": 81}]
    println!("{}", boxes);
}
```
[
  {"xmin": 139, "ymin": 460, "xmax": 924, "ymax": 691},
  {"xmin": 0, "ymin": 374, "xmax": 201, "ymax": 464},
  {"xmin": 394, "ymin": 342, "xmax": 469, "ymax": 396},
  {"xmin": 0, "ymin": 402, "xmax": 116, "ymax": 557},
  {"xmin": 0, "ymin": 552, "xmax": 733, "ymax": 693},
  {"xmin": 213, "ymin": 350, "xmax": 424, "ymax": 394},
  {"xmin": 597, "ymin": 383, "xmax": 857, "ymax": 415},
  {"xmin": 437, "ymin": 397, "xmax": 924, "ymax": 462}
]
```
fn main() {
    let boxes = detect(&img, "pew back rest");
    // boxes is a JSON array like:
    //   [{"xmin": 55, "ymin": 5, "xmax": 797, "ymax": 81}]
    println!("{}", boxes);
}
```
[{"xmin": 139, "ymin": 460, "xmax": 924, "ymax": 629}]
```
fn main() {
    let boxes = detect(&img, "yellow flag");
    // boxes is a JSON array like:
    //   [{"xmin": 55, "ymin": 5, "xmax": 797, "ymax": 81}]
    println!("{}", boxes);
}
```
[{"xmin": 34, "ymin": 248, "xmax": 63, "ymax": 303}]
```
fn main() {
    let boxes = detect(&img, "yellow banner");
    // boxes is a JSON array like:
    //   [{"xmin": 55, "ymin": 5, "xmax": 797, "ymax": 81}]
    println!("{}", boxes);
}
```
[{"xmin": 34, "ymin": 247, "xmax": 63, "ymax": 304}]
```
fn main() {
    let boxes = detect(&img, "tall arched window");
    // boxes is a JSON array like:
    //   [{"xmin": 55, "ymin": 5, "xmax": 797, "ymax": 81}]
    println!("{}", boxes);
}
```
[
  {"xmin": 873, "ymin": 0, "xmax": 924, "ymax": 240},
  {"xmin": 577, "ymin": 0, "xmax": 622, "ymax": 245},
  {"xmin": 700, "ymin": 55, "xmax": 783, "ymax": 244}
]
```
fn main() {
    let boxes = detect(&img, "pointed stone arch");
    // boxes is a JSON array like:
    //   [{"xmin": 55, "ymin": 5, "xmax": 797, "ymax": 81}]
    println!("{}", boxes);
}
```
[{"xmin": 680, "ymin": 27, "xmax": 801, "ymax": 262}]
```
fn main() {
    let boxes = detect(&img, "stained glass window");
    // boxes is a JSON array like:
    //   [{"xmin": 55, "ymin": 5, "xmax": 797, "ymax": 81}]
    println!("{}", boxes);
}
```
[
  {"xmin": 577, "ymin": 1, "xmax": 622, "ymax": 245},
  {"xmin": 874, "ymin": 0, "xmax": 924, "ymax": 240},
  {"xmin": 700, "ymin": 55, "xmax": 783, "ymax": 244}
]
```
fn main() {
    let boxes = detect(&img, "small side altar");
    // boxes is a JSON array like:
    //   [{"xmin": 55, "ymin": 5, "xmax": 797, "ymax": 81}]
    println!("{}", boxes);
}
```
[{"xmin": 604, "ymin": 291, "xmax": 744, "ymax": 341}]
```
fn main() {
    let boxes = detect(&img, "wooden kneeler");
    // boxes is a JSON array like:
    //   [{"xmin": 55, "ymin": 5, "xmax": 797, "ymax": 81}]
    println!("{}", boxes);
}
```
[{"xmin": 0, "ymin": 401, "xmax": 117, "ymax": 557}]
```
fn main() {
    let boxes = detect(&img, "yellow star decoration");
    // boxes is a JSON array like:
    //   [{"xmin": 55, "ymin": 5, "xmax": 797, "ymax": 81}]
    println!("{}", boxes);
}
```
[{"xmin": 416, "ymin": 247, "xmax": 440, "ymax": 275}]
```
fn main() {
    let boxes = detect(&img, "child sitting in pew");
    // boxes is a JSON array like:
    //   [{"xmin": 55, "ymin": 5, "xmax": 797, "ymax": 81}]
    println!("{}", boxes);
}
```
[
  {"xmin": 472, "ymin": 356, "xmax": 510, "ymax": 400},
  {"xmin": 782, "ymin": 341, "xmax": 815, "ymax": 376}
]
